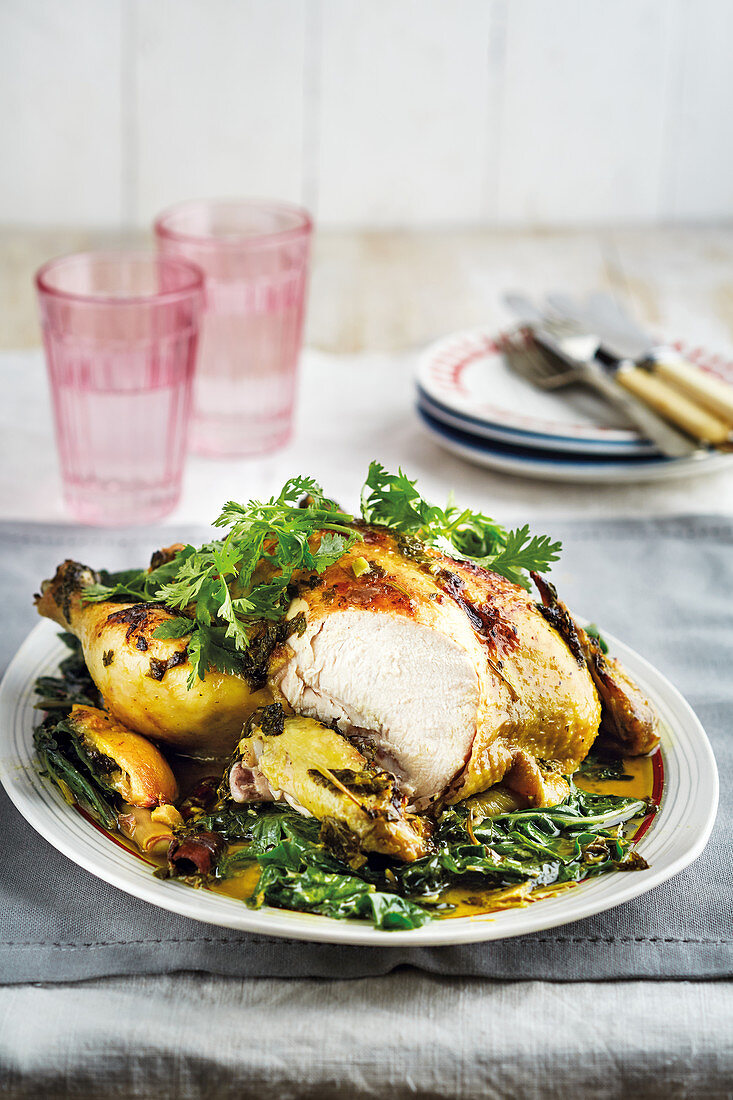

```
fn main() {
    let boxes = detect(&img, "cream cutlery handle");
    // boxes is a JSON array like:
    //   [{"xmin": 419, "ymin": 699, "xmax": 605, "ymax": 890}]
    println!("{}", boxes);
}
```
[
  {"xmin": 577, "ymin": 362, "xmax": 699, "ymax": 457},
  {"xmin": 616, "ymin": 364, "xmax": 731, "ymax": 446},
  {"xmin": 651, "ymin": 356, "xmax": 733, "ymax": 426}
]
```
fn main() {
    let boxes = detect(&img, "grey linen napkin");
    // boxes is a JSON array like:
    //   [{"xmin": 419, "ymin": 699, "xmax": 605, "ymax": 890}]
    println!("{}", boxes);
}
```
[{"xmin": 0, "ymin": 517, "xmax": 730, "ymax": 984}]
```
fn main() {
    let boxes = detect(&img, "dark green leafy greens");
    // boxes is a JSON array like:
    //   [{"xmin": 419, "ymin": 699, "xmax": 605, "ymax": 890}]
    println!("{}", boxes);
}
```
[
  {"xmin": 33, "ymin": 640, "xmax": 652, "ymax": 932},
  {"xmin": 577, "ymin": 753, "xmax": 632, "ymax": 783},
  {"xmin": 182, "ymin": 774, "xmax": 651, "ymax": 929},
  {"xmin": 391, "ymin": 781, "xmax": 648, "ymax": 902},
  {"xmin": 33, "ymin": 635, "xmax": 118, "ymax": 829},
  {"xmin": 33, "ymin": 632, "xmax": 99, "ymax": 711},
  {"xmin": 34, "ymin": 718, "xmax": 118, "ymax": 830},
  {"xmin": 208, "ymin": 809, "xmax": 430, "ymax": 930}
]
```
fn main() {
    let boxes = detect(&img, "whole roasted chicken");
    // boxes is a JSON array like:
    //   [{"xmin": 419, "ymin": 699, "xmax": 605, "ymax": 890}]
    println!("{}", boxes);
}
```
[{"xmin": 36, "ymin": 519, "xmax": 658, "ymax": 857}]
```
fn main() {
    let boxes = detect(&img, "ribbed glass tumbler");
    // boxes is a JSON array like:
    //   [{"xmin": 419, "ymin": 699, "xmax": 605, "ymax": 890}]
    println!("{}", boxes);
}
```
[
  {"xmin": 35, "ymin": 251, "xmax": 203, "ymax": 526},
  {"xmin": 155, "ymin": 199, "xmax": 312, "ymax": 457}
]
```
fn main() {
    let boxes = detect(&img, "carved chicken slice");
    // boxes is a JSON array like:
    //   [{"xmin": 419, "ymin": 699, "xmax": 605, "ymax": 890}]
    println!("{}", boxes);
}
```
[
  {"xmin": 35, "ymin": 561, "xmax": 266, "ymax": 757},
  {"xmin": 229, "ymin": 709, "xmax": 430, "ymax": 862},
  {"xmin": 271, "ymin": 527, "xmax": 602, "ymax": 807}
]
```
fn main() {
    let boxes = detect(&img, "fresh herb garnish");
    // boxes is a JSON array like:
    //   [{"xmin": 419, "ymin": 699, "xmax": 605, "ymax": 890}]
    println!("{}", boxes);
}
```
[
  {"xmin": 85, "ymin": 477, "xmax": 360, "ymax": 685},
  {"xmin": 83, "ymin": 464, "xmax": 560, "ymax": 684},
  {"xmin": 361, "ymin": 461, "xmax": 561, "ymax": 588}
]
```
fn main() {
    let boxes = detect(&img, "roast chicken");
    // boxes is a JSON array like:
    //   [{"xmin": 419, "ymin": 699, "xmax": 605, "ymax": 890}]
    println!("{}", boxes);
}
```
[{"xmin": 35, "ymin": 525, "xmax": 658, "ymax": 860}]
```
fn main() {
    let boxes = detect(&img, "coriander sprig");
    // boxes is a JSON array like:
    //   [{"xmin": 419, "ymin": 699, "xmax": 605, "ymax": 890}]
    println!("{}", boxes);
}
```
[
  {"xmin": 149, "ymin": 477, "xmax": 361, "ymax": 683},
  {"xmin": 360, "ymin": 461, "xmax": 561, "ymax": 587},
  {"xmin": 83, "ymin": 464, "xmax": 561, "ymax": 684}
]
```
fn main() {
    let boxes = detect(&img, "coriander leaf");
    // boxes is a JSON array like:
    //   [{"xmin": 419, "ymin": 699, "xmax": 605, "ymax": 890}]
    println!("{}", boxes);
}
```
[
  {"xmin": 475, "ymin": 525, "xmax": 562, "ymax": 589},
  {"xmin": 276, "ymin": 474, "xmax": 333, "ymax": 507},
  {"xmin": 152, "ymin": 617, "xmax": 196, "ymax": 641},
  {"xmin": 314, "ymin": 532, "xmax": 349, "ymax": 571},
  {"xmin": 186, "ymin": 625, "xmax": 245, "ymax": 685},
  {"xmin": 360, "ymin": 461, "xmax": 560, "ymax": 589}
]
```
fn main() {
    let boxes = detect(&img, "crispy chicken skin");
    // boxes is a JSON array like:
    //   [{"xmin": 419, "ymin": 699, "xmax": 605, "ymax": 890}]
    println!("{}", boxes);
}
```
[
  {"xmin": 532, "ymin": 572, "xmax": 659, "ymax": 756},
  {"xmin": 35, "ymin": 561, "xmax": 266, "ymax": 757},
  {"xmin": 272, "ymin": 527, "xmax": 602, "ymax": 808}
]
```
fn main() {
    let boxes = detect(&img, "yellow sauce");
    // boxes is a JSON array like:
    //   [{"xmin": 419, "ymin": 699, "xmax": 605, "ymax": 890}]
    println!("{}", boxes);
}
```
[
  {"xmin": 575, "ymin": 753, "xmax": 653, "ymax": 801},
  {"xmin": 211, "ymin": 860, "xmax": 262, "ymax": 902},
  {"xmin": 438, "ymin": 754, "xmax": 656, "ymax": 920}
]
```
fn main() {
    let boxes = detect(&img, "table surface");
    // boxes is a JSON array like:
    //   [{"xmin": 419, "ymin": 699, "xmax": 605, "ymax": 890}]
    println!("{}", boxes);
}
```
[
  {"xmin": 3, "ymin": 225, "xmax": 733, "ymax": 524},
  {"xmin": 2, "ymin": 226, "xmax": 731, "ymax": 1099}
]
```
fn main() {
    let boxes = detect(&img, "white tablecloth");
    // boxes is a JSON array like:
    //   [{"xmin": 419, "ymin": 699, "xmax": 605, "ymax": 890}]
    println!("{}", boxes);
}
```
[
  {"xmin": 2, "ymin": 973, "xmax": 732, "ymax": 1099},
  {"xmin": 3, "ymin": 348, "xmax": 733, "ymax": 526}
]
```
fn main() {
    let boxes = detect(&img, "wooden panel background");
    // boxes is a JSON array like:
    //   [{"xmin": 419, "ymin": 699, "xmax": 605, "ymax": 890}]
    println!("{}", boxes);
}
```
[{"xmin": 2, "ymin": 0, "xmax": 732, "ymax": 230}]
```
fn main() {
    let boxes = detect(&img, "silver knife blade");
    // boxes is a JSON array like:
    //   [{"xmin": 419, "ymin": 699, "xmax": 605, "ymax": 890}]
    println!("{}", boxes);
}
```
[{"xmin": 580, "ymin": 292, "xmax": 657, "ymax": 361}]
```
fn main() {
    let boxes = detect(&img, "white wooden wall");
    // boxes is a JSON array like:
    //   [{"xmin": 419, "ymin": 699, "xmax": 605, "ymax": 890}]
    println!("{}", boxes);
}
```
[{"xmin": 2, "ymin": 0, "xmax": 732, "ymax": 230}]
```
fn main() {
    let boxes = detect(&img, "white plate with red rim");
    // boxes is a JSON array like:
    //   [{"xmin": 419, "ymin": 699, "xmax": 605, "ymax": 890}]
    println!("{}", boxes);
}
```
[
  {"xmin": 417, "ymin": 403, "xmax": 733, "ymax": 484},
  {"xmin": 416, "ymin": 327, "xmax": 733, "ymax": 456},
  {"xmin": 0, "ymin": 618, "xmax": 719, "ymax": 946}
]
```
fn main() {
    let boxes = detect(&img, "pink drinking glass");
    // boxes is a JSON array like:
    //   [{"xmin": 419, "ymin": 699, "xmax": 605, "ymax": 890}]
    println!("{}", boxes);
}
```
[
  {"xmin": 35, "ymin": 251, "xmax": 204, "ymax": 526},
  {"xmin": 154, "ymin": 199, "xmax": 312, "ymax": 457}
]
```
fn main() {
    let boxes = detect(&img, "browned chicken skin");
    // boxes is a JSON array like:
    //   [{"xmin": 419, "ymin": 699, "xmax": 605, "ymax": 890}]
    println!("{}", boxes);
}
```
[{"xmin": 532, "ymin": 572, "xmax": 659, "ymax": 756}]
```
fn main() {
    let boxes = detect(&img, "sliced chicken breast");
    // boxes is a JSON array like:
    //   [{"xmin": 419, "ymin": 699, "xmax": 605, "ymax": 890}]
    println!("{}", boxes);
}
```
[
  {"xmin": 271, "ymin": 526, "xmax": 602, "ymax": 807},
  {"xmin": 277, "ymin": 608, "xmax": 480, "ymax": 801}
]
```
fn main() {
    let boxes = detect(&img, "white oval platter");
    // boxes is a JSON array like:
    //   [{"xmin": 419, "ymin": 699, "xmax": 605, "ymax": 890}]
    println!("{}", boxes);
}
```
[{"xmin": 0, "ymin": 618, "xmax": 718, "ymax": 946}]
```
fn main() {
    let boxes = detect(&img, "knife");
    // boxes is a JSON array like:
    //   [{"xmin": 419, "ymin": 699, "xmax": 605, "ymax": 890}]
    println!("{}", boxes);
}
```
[
  {"xmin": 506, "ymin": 292, "xmax": 732, "ymax": 448},
  {"xmin": 502, "ymin": 293, "xmax": 703, "ymax": 457},
  {"xmin": 548, "ymin": 292, "xmax": 733, "ymax": 430}
]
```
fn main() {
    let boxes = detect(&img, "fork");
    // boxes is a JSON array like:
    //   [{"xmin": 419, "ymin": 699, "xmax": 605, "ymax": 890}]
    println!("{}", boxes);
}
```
[
  {"xmin": 546, "ymin": 291, "xmax": 733, "ymax": 434},
  {"xmin": 500, "ymin": 330, "xmax": 703, "ymax": 459}
]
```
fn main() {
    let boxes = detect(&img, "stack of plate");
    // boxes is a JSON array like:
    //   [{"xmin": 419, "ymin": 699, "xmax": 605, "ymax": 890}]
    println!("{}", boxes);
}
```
[{"xmin": 416, "ymin": 329, "xmax": 733, "ymax": 483}]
